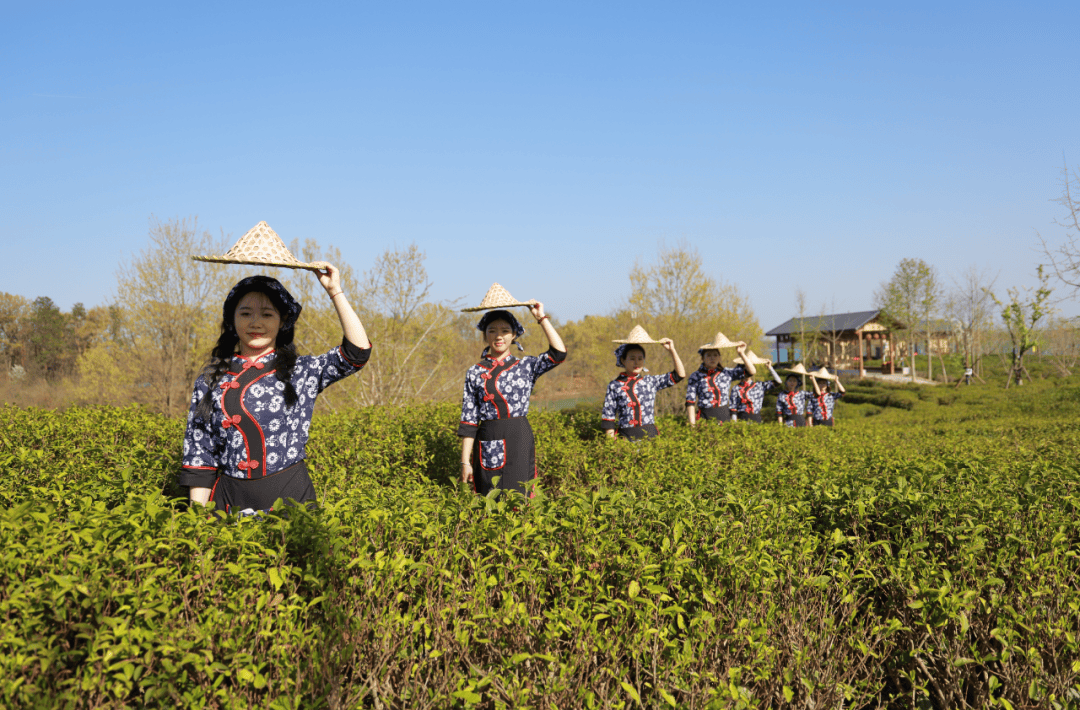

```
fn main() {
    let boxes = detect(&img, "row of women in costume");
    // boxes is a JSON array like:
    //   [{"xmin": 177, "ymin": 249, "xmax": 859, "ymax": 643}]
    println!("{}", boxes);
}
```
[
  {"xmin": 179, "ymin": 272, "xmax": 842, "ymax": 510},
  {"xmin": 599, "ymin": 338, "xmax": 846, "ymax": 438}
]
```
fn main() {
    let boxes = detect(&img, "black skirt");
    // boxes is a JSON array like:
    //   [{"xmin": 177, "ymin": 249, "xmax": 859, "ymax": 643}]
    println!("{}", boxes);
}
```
[
  {"xmin": 783, "ymin": 414, "xmax": 808, "ymax": 428},
  {"xmin": 209, "ymin": 460, "xmax": 317, "ymax": 514},
  {"xmin": 812, "ymin": 417, "xmax": 834, "ymax": 427},
  {"xmin": 737, "ymin": 411, "xmax": 763, "ymax": 423},
  {"xmin": 698, "ymin": 406, "xmax": 731, "ymax": 423},
  {"xmin": 472, "ymin": 417, "xmax": 537, "ymax": 497},
  {"xmin": 618, "ymin": 423, "xmax": 659, "ymax": 441}
]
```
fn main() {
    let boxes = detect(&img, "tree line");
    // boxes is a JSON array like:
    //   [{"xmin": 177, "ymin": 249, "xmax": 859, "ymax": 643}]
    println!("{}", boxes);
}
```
[
  {"xmin": 0, "ymin": 220, "xmax": 762, "ymax": 414},
  {"xmin": 5, "ymin": 162, "xmax": 1079, "ymax": 411}
]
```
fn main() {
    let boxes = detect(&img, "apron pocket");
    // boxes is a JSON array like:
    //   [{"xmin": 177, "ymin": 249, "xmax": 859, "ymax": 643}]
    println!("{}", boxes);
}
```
[{"xmin": 479, "ymin": 439, "xmax": 506, "ymax": 470}]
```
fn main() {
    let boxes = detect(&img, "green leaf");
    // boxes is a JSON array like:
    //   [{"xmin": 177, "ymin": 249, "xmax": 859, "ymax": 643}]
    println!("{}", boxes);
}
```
[{"xmin": 621, "ymin": 681, "xmax": 641, "ymax": 703}]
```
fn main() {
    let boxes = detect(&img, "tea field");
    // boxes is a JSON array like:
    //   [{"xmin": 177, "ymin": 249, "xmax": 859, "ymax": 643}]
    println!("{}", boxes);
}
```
[{"xmin": 1, "ymin": 380, "xmax": 1078, "ymax": 708}]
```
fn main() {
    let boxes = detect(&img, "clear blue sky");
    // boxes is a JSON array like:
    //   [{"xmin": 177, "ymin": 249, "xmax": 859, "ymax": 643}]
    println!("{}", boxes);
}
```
[{"xmin": 3, "ymin": 1, "xmax": 1078, "ymax": 333}]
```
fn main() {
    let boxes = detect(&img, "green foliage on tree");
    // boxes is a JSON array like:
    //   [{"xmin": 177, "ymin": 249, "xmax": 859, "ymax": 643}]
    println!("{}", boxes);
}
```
[{"xmin": 989, "ymin": 267, "xmax": 1054, "ymax": 388}]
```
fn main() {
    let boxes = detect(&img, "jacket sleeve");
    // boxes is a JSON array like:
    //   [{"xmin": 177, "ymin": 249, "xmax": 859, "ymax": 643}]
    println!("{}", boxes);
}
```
[
  {"xmin": 600, "ymin": 382, "xmax": 619, "ymax": 429},
  {"xmin": 457, "ymin": 368, "xmax": 480, "ymax": 438},
  {"xmin": 179, "ymin": 377, "xmax": 222, "ymax": 488}
]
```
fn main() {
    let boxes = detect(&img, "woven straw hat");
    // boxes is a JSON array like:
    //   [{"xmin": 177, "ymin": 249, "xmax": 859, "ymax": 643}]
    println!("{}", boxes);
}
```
[
  {"xmin": 810, "ymin": 367, "xmax": 837, "ymax": 381},
  {"xmin": 786, "ymin": 363, "xmax": 809, "ymax": 375},
  {"xmin": 461, "ymin": 283, "xmax": 538, "ymax": 312},
  {"xmin": 734, "ymin": 349, "xmax": 771, "ymax": 366},
  {"xmin": 612, "ymin": 325, "xmax": 663, "ymax": 344},
  {"xmin": 193, "ymin": 221, "xmax": 328, "ymax": 270},
  {"xmin": 698, "ymin": 331, "xmax": 739, "ymax": 351}
]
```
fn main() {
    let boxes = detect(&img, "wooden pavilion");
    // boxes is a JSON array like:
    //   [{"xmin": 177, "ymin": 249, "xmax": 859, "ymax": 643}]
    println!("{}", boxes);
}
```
[{"xmin": 765, "ymin": 310, "xmax": 900, "ymax": 376}]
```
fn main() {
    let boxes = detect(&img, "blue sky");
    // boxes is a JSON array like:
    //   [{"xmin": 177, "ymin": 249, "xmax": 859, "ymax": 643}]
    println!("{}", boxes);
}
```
[{"xmin": 3, "ymin": 1, "xmax": 1078, "ymax": 333}]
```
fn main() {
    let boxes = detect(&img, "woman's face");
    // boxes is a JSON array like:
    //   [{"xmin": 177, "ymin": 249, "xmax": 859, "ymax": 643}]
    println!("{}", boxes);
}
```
[
  {"xmin": 702, "ymin": 350, "xmax": 722, "ymax": 370},
  {"xmin": 484, "ymin": 319, "xmax": 516, "ymax": 357},
  {"xmin": 785, "ymin": 375, "xmax": 800, "ymax": 392},
  {"xmin": 622, "ymin": 348, "xmax": 646, "ymax": 375},
  {"xmin": 234, "ymin": 291, "xmax": 281, "ymax": 357}
]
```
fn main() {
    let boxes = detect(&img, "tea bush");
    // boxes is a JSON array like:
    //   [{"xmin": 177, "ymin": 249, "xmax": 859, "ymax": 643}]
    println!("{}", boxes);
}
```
[{"xmin": 1, "ymin": 381, "xmax": 1078, "ymax": 708}]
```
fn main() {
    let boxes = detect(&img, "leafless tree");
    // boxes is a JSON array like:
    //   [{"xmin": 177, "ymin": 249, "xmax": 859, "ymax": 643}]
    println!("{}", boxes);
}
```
[
  {"xmin": 945, "ymin": 264, "xmax": 998, "ymax": 378},
  {"xmin": 1041, "ymin": 315, "xmax": 1080, "ymax": 377},
  {"xmin": 1038, "ymin": 160, "xmax": 1080, "ymax": 300}
]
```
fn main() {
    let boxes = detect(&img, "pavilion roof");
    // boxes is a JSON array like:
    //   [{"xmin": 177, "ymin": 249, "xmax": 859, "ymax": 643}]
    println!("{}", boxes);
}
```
[{"xmin": 766, "ymin": 310, "xmax": 884, "ymax": 337}]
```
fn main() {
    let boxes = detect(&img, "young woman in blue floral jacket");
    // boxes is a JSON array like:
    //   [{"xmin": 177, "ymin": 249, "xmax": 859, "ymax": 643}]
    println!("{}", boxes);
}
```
[
  {"xmin": 602, "ymin": 336, "xmax": 687, "ymax": 441},
  {"xmin": 685, "ymin": 338, "xmax": 755, "ymax": 426},
  {"xmin": 732, "ymin": 361, "xmax": 782, "ymax": 423},
  {"xmin": 775, "ymin": 372, "xmax": 813, "ymax": 427},
  {"xmin": 179, "ymin": 269, "xmax": 371, "ymax": 514},
  {"xmin": 458, "ymin": 305, "xmax": 566, "ymax": 497},
  {"xmin": 809, "ymin": 371, "xmax": 846, "ymax": 427}
]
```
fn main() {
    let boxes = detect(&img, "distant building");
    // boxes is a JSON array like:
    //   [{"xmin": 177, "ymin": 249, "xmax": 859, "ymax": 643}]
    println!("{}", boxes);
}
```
[
  {"xmin": 766, "ymin": 310, "xmax": 897, "ymax": 376},
  {"xmin": 767, "ymin": 310, "xmax": 960, "ymax": 375}
]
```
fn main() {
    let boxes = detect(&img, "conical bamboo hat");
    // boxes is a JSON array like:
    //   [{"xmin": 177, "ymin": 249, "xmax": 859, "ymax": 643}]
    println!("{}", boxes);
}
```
[
  {"xmin": 193, "ymin": 221, "xmax": 327, "ymax": 270},
  {"xmin": 461, "ymin": 283, "xmax": 538, "ymax": 312},
  {"xmin": 734, "ymin": 349, "xmax": 771, "ymax": 366},
  {"xmin": 698, "ymin": 331, "xmax": 739, "ymax": 351},
  {"xmin": 810, "ymin": 367, "xmax": 836, "ymax": 381},
  {"xmin": 612, "ymin": 325, "xmax": 662, "ymax": 344},
  {"xmin": 786, "ymin": 363, "xmax": 809, "ymax": 375}
]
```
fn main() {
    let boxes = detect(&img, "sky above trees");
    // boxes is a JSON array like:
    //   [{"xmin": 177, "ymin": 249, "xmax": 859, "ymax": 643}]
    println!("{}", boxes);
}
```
[{"xmin": 2, "ymin": 1, "xmax": 1078, "ymax": 332}]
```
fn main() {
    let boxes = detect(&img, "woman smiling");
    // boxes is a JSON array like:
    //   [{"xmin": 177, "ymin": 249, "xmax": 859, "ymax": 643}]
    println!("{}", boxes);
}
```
[{"xmin": 458, "ymin": 284, "xmax": 566, "ymax": 497}]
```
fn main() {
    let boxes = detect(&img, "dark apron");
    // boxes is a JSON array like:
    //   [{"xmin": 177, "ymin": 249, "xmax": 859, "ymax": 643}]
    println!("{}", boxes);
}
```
[
  {"xmin": 698, "ymin": 406, "xmax": 731, "ymax": 423},
  {"xmin": 783, "ymin": 414, "xmax": 808, "ymax": 428},
  {"xmin": 812, "ymin": 418, "xmax": 834, "ymax": 427},
  {"xmin": 210, "ymin": 460, "xmax": 317, "ymax": 514},
  {"xmin": 738, "ymin": 411, "xmax": 763, "ymax": 423},
  {"xmin": 618, "ymin": 423, "xmax": 659, "ymax": 441},
  {"xmin": 472, "ymin": 417, "xmax": 536, "ymax": 497}
]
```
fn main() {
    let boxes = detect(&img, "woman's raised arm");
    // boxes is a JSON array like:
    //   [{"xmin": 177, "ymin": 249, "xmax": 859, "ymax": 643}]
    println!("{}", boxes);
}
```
[{"xmin": 316, "ymin": 264, "xmax": 371, "ymax": 348}]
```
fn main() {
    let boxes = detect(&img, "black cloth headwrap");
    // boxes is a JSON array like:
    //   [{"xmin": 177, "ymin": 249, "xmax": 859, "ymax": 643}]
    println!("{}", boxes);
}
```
[
  {"xmin": 477, "ymin": 309, "xmax": 525, "ymax": 357},
  {"xmin": 223, "ymin": 276, "xmax": 302, "ymax": 333},
  {"xmin": 476, "ymin": 309, "xmax": 525, "ymax": 337}
]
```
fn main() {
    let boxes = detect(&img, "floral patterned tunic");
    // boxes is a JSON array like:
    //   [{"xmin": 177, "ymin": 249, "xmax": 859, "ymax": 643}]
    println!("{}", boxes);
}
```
[
  {"xmin": 181, "ymin": 340, "xmax": 370, "ymax": 481},
  {"xmin": 601, "ymin": 371, "xmax": 683, "ymax": 430},
  {"xmin": 731, "ymin": 380, "xmax": 777, "ymax": 415},
  {"xmin": 775, "ymin": 389, "xmax": 812, "ymax": 426},
  {"xmin": 684, "ymin": 365, "xmax": 747, "ymax": 410},
  {"xmin": 810, "ymin": 391, "xmax": 844, "ymax": 421}
]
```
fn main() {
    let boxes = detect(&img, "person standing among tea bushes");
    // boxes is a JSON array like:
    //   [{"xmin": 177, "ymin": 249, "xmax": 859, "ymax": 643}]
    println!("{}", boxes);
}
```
[
  {"xmin": 685, "ymin": 333, "xmax": 755, "ymax": 426},
  {"xmin": 179, "ymin": 269, "xmax": 371, "ymax": 514},
  {"xmin": 776, "ymin": 368, "xmax": 813, "ymax": 428},
  {"xmin": 601, "ymin": 327, "xmax": 686, "ymax": 441},
  {"xmin": 731, "ymin": 359, "xmax": 782, "ymax": 424},
  {"xmin": 458, "ymin": 294, "xmax": 566, "ymax": 497},
  {"xmin": 809, "ymin": 370, "xmax": 846, "ymax": 427}
]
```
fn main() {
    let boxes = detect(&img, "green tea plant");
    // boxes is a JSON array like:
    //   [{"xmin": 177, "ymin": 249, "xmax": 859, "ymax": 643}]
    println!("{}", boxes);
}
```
[{"xmin": 0, "ymin": 381, "xmax": 1078, "ymax": 708}]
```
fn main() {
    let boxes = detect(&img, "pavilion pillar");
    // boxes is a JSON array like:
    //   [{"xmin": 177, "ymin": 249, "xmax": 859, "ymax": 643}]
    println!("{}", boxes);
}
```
[{"xmin": 858, "ymin": 329, "xmax": 866, "ymax": 378}]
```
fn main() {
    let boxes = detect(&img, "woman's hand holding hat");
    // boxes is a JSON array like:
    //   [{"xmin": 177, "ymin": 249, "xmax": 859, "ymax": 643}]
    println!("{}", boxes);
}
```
[
  {"xmin": 316, "ymin": 263, "xmax": 344, "ymax": 299},
  {"xmin": 659, "ymin": 337, "xmax": 676, "ymax": 352},
  {"xmin": 530, "ymin": 302, "xmax": 546, "ymax": 322}
]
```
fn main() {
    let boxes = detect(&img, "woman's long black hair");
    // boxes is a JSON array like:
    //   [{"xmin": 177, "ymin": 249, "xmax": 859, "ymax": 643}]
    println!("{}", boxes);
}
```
[{"xmin": 195, "ymin": 280, "xmax": 300, "ymax": 421}]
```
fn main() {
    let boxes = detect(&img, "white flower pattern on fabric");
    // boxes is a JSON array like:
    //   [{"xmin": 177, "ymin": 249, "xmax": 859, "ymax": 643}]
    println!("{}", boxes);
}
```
[
  {"xmin": 181, "ymin": 342, "xmax": 370, "ymax": 479},
  {"xmin": 457, "ymin": 348, "xmax": 566, "ymax": 469},
  {"xmin": 601, "ymin": 372, "xmax": 679, "ymax": 429},
  {"xmin": 810, "ymin": 392, "xmax": 843, "ymax": 420},
  {"xmin": 776, "ymin": 390, "xmax": 812, "ymax": 426},
  {"xmin": 479, "ymin": 439, "xmax": 506, "ymax": 470},
  {"xmin": 732, "ymin": 380, "xmax": 776, "ymax": 414},
  {"xmin": 684, "ymin": 365, "xmax": 746, "ymax": 409}
]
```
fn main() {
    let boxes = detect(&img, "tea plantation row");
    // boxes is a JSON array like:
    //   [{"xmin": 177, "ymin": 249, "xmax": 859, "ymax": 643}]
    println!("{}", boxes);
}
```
[{"xmin": 1, "ymin": 381, "xmax": 1078, "ymax": 708}]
